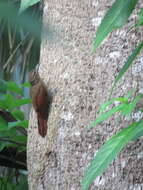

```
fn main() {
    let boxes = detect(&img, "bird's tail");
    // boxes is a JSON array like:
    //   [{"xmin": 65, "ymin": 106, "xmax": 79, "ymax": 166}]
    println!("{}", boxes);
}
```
[{"xmin": 38, "ymin": 117, "xmax": 47, "ymax": 137}]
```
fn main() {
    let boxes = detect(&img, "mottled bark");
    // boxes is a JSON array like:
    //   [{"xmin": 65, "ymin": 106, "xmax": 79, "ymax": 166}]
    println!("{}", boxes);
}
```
[{"xmin": 28, "ymin": 0, "xmax": 143, "ymax": 189}]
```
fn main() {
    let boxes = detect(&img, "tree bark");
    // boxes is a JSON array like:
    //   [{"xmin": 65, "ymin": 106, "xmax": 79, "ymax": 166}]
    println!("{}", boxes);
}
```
[{"xmin": 28, "ymin": 0, "xmax": 143, "ymax": 189}]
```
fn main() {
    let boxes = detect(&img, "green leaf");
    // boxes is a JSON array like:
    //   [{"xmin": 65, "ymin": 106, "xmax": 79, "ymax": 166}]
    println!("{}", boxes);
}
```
[
  {"xmin": 8, "ymin": 128, "xmax": 18, "ymax": 136},
  {"xmin": 15, "ymin": 175, "xmax": 28, "ymax": 190},
  {"xmin": 0, "ymin": 116, "xmax": 8, "ymax": 131},
  {"xmin": 4, "ymin": 94, "xmax": 15, "ymax": 110},
  {"xmin": 0, "ymin": 95, "xmax": 31, "ymax": 110},
  {"xmin": 121, "ymin": 94, "xmax": 142, "ymax": 116},
  {"xmin": 13, "ymin": 98, "xmax": 31, "ymax": 108},
  {"xmin": 136, "ymin": 8, "xmax": 143, "ymax": 27},
  {"xmin": 22, "ymin": 82, "xmax": 31, "ymax": 87},
  {"xmin": 0, "ymin": 127, "xmax": 17, "ymax": 138},
  {"xmin": 0, "ymin": 79, "xmax": 7, "ymax": 93},
  {"xmin": 0, "ymin": 2, "xmax": 41, "ymax": 40},
  {"xmin": 12, "ymin": 135, "xmax": 27, "ymax": 144},
  {"xmin": 7, "ymin": 81, "xmax": 23, "ymax": 95},
  {"xmin": 18, "ymin": 146, "xmax": 27, "ymax": 152},
  {"xmin": 131, "ymin": 128, "xmax": 143, "ymax": 141},
  {"xmin": 0, "ymin": 99, "xmax": 8, "ymax": 109},
  {"xmin": 8, "ymin": 120, "xmax": 28, "ymax": 129},
  {"xmin": 112, "ymin": 42, "xmax": 143, "ymax": 92},
  {"xmin": 89, "ymin": 104, "xmax": 124, "ymax": 128},
  {"xmin": 7, "ymin": 182, "xmax": 17, "ymax": 190},
  {"xmin": 0, "ymin": 141, "xmax": 19, "ymax": 151},
  {"xmin": 82, "ymin": 120, "xmax": 143, "ymax": 190},
  {"xmin": 11, "ymin": 110, "xmax": 25, "ymax": 121},
  {"xmin": 99, "ymin": 97, "xmax": 127, "ymax": 114},
  {"xmin": 125, "ymin": 89, "xmax": 136, "ymax": 99},
  {"xmin": 19, "ymin": 0, "xmax": 40, "ymax": 13},
  {"xmin": 5, "ymin": 143, "xmax": 18, "ymax": 148},
  {"xmin": 93, "ymin": 0, "xmax": 139, "ymax": 51},
  {"xmin": 0, "ymin": 142, "xmax": 8, "ymax": 151}
]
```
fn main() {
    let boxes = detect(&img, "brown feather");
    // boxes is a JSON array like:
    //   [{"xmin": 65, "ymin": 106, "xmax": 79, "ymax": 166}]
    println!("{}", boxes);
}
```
[{"xmin": 29, "ymin": 71, "xmax": 50, "ymax": 137}]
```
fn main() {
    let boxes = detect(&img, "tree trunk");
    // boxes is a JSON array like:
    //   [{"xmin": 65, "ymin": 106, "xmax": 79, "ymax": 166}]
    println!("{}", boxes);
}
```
[{"xmin": 27, "ymin": 0, "xmax": 143, "ymax": 189}]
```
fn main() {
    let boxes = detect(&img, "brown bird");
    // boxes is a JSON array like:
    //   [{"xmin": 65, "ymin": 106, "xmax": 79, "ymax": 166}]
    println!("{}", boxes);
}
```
[{"xmin": 29, "ymin": 70, "xmax": 51, "ymax": 137}]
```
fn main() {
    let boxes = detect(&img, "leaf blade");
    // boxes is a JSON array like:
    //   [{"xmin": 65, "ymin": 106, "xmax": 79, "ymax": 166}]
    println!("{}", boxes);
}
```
[
  {"xmin": 19, "ymin": 0, "xmax": 40, "ymax": 13},
  {"xmin": 89, "ymin": 104, "xmax": 124, "ymax": 128},
  {"xmin": 7, "ymin": 81, "xmax": 23, "ymax": 95},
  {"xmin": 113, "ymin": 42, "xmax": 143, "ymax": 89},
  {"xmin": 93, "ymin": 0, "xmax": 139, "ymax": 51},
  {"xmin": 82, "ymin": 120, "xmax": 143, "ymax": 190}
]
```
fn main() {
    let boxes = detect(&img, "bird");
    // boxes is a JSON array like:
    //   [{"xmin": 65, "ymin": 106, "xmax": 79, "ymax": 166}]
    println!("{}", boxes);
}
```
[{"xmin": 29, "ymin": 69, "xmax": 51, "ymax": 137}]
